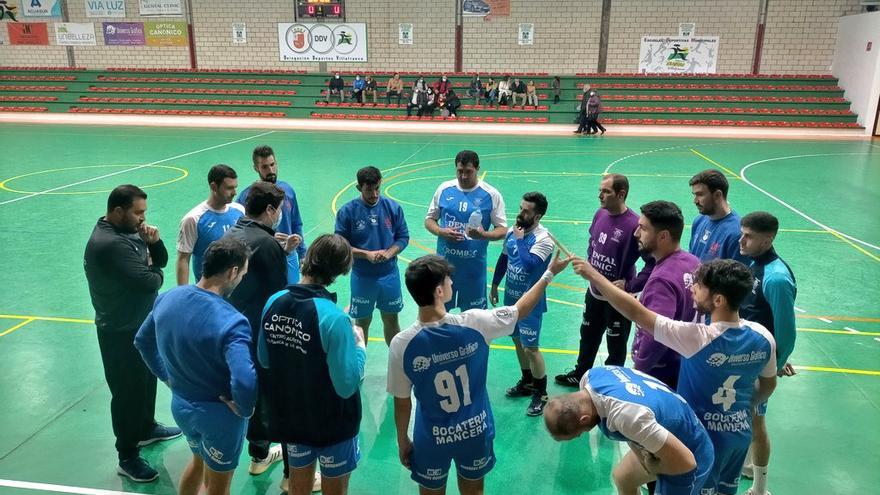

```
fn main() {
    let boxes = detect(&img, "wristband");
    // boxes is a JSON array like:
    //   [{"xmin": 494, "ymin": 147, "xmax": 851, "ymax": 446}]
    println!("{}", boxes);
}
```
[{"xmin": 541, "ymin": 270, "xmax": 554, "ymax": 283}]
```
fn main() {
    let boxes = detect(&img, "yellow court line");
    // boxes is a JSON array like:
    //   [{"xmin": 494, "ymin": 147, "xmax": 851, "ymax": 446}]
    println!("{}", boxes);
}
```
[
  {"xmin": 480, "ymin": 170, "xmax": 488, "ymax": 180},
  {"xmin": 798, "ymin": 327, "xmax": 880, "ymax": 337},
  {"xmin": 0, "ymin": 314, "xmax": 94, "ymax": 324},
  {"xmin": 689, "ymin": 148, "xmax": 742, "ymax": 179},
  {"xmin": 795, "ymin": 366, "xmax": 880, "ymax": 377},
  {"xmin": 0, "ymin": 318, "xmax": 35, "ymax": 337}
]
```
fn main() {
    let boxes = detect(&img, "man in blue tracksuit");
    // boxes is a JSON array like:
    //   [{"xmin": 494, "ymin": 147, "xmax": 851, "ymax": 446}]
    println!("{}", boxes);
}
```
[
  {"xmin": 335, "ymin": 166, "xmax": 409, "ymax": 346},
  {"xmin": 135, "ymin": 238, "xmax": 257, "ymax": 495},
  {"xmin": 259, "ymin": 234, "xmax": 366, "ymax": 495},
  {"xmin": 236, "ymin": 145, "xmax": 306, "ymax": 284},
  {"xmin": 738, "ymin": 211, "xmax": 797, "ymax": 495}
]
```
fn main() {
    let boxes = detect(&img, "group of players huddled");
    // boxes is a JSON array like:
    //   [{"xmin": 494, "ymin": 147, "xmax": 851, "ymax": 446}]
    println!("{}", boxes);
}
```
[{"xmin": 100, "ymin": 145, "xmax": 797, "ymax": 495}]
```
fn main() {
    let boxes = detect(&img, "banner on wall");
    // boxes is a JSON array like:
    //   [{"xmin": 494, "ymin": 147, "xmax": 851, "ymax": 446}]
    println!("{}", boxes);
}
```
[
  {"xmin": 103, "ymin": 21, "xmax": 144, "ymax": 45},
  {"xmin": 145, "ymin": 20, "xmax": 187, "ymax": 46},
  {"xmin": 1, "ymin": 0, "xmax": 19, "ymax": 22},
  {"xmin": 8, "ymin": 22, "xmax": 49, "ymax": 44},
  {"xmin": 232, "ymin": 22, "xmax": 246, "ymax": 44},
  {"xmin": 23, "ymin": 0, "xmax": 60, "ymax": 17},
  {"xmin": 86, "ymin": 0, "xmax": 126, "ymax": 18},
  {"xmin": 398, "ymin": 23, "xmax": 412, "ymax": 45},
  {"xmin": 639, "ymin": 36, "xmax": 719, "ymax": 74},
  {"xmin": 139, "ymin": 0, "xmax": 181, "ymax": 16},
  {"xmin": 517, "ymin": 23, "xmax": 533, "ymax": 45},
  {"xmin": 462, "ymin": 0, "xmax": 509, "ymax": 18},
  {"xmin": 55, "ymin": 22, "xmax": 97, "ymax": 45},
  {"xmin": 278, "ymin": 23, "xmax": 367, "ymax": 62}
]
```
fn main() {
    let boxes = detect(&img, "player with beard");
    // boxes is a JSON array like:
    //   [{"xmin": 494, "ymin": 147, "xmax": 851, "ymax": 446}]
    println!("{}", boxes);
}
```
[
  {"xmin": 490, "ymin": 192, "xmax": 555, "ymax": 416},
  {"xmin": 135, "ymin": 238, "xmax": 257, "ymax": 495},
  {"xmin": 236, "ymin": 145, "xmax": 306, "ymax": 284},
  {"xmin": 688, "ymin": 170, "xmax": 748, "ymax": 264}
]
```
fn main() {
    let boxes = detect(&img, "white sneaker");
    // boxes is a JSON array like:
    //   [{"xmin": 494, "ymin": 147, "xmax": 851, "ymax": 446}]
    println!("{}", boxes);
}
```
[
  {"xmin": 249, "ymin": 444, "xmax": 283, "ymax": 475},
  {"xmin": 277, "ymin": 471, "xmax": 320, "ymax": 492},
  {"xmin": 741, "ymin": 463, "xmax": 754, "ymax": 479},
  {"xmin": 743, "ymin": 488, "xmax": 771, "ymax": 495}
]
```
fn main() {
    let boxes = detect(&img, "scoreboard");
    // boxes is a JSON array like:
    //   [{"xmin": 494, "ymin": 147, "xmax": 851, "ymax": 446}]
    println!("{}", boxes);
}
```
[{"xmin": 296, "ymin": 0, "xmax": 344, "ymax": 19}]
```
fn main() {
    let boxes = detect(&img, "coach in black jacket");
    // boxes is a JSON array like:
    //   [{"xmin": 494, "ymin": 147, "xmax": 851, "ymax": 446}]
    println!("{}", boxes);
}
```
[
  {"xmin": 84, "ymin": 184, "xmax": 179, "ymax": 483},
  {"xmin": 224, "ymin": 180, "xmax": 301, "ymax": 472}
]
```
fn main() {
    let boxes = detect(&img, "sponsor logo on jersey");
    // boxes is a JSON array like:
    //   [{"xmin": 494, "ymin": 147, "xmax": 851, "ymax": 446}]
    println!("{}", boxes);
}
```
[
  {"xmin": 625, "ymin": 382, "xmax": 644, "ymax": 397},
  {"xmin": 707, "ymin": 352, "xmax": 728, "ymax": 367},
  {"xmin": 683, "ymin": 272, "xmax": 694, "ymax": 289},
  {"xmin": 355, "ymin": 219, "xmax": 367, "ymax": 231},
  {"xmin": 412, "ymin": 356, "xmax": 431, "ymax": 372},
  {"xmin": 702, "ymin": 229, "xmax": 711, "ymax": 241},
  {"xmin": 598, "ymin": 232, "xmax": 608, "ymax": 245},
  {"xmin": 612, "ymin": 228, "xmax": 623, "ymax": 242}
]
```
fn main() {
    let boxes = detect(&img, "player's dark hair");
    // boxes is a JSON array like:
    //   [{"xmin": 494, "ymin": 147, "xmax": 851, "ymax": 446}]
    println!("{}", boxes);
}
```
[
  {"xmin": 300, "ymin": 234, "xmax": 352, "ymax": 286},
  {"xmin": 455, "ymin": 150, "xmax": 480, "ymax": 169},
  {"xmin": 207, "ymin": 164, "xmax": 237, "ymax": 186},
  {"xmin": 405, "ymin": 255, "xmax": 455, "ymax": 307},
  {"xmin": 693, "ymin": 259, "xmax": 754, "ymax": 310},
  {"xmin": 202, "ymin": 238, "xmax": 250, "ymax": 279},
  {"xmin": 356, "ymin": 166, "xmax": 382, "ymax": 187},
  {"xmin": 522, "ymin": 191, "xmax": 548, "ymax": 216},
  {"xmin": 689, "ymin": 169, "xmax": 729, "ymax": 199},
  {"xmin": 606, "ymin": 173, "xmax": 629, "ymax": 200},
  {"xmin": 107, "ymin": 184, "xmax": 146, "ymax": 213},
  {"xmin": 741, "ymin": 211, "xmax": 779, "ymax": 236},
  {"xmin": 252, "ymin": 145, "xmax": 275, "ymax": 165},
  {"xmin": 545, "ymin": 396, "xmax": 583, "ymax": 438},
  {"xmin": 244, "ymin": 181, "xmax": 284, "ymax": 217},
  {"xmin": 640, "ymin": 200, "xmax": 684, "ymax": 242}
]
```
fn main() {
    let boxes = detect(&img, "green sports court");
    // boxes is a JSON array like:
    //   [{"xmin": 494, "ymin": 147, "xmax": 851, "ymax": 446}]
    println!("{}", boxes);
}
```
[{"xmin": 0, "ymin": 124, "xmax": 877, "ymax": 494}]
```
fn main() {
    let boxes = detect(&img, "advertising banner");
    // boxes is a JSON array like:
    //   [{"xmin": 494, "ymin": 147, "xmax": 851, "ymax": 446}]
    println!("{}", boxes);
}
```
[
  {"xmin": 639, "ymin": 36, "xmax": 719, "ymax": 74},
  {"xmin": 278, "ymin": 22, "xmax": 367, "ymax": 62}
]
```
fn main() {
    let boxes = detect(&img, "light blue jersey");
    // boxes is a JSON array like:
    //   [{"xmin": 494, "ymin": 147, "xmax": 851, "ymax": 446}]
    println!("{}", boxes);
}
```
[
  {"xmin": 652, "ymin": 315, "xmax": 777, "ymax": 494},
  {"xmin": 426, "ymin": 179, "xmax": 506, "ymax": 310},
  {"xmin": 387, "ymin": 306, "xmax": 519, "ymax": 487},
  {"xmin": 500, "ymin": 225, "xmax": 554, "ymax": 312},
  {"xmin": 583, "ymin": 366, "xmax": 714, "ymax": 495},
  {"xmin": 177, "ymin": 201, "xmax": 245, "ymax": 281}
]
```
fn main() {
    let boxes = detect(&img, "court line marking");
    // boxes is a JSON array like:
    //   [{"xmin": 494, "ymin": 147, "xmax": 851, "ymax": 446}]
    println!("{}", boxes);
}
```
[
  {"xmin": 844, "ymin": 327, "xmax": 860, "ymax": 334},
  {"xmin": 737, "ymin": 153, "xmax": 880, "ymax": 254},
  {"xmin": 602, "ymin": 140, "xmax": 766, "ymax": 175},
  {"xmin": 0, "ymin": 479, "xmax": 134, "ymax": 495},
  {"xmin": 3, "ymin": 313, "xmax": 877, "ymax": 374},
  {"xmin": 0, "ymin": 130, "xmax": 276, "ymax": 207},
  {"xmin": 0, "ymin": 164, "xmax": 189, "ymax": 196},
  {"xmin": 0, "ymin": 318, "xmax": 34, "ymax": 337},
  {"xmin": 689, "ymin": 149, "xmax": 741, "ymax": 179}
]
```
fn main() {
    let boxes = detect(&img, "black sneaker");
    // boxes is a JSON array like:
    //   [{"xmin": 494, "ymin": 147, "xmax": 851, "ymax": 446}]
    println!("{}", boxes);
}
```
[
  {"xmin": 137, "ymin": 422, "xmax": 182, "ymax": 447},
  {"xmin": 505, "ymin": 378, "xmax": 536, "ymax": 397},
  {"xmin": 526, "ymin": 393, "xmax": 548, "ymax": 416},
  {"xmin": 554, "ymin": 369, "xmax": 583, "ymax": 387},
  {"xmin": 117, "ymin": 457, "xmax": 159, "ymax": 483}
]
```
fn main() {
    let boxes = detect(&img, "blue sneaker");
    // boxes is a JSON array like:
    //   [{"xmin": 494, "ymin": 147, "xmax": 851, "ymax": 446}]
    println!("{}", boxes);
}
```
[
  {"xmin": 117, "ymin": 457, "xmax": 158, "ymax": 482},
  {"xmin": 137, "ymin": 422, "xmax": 181, "ymax": 447}
]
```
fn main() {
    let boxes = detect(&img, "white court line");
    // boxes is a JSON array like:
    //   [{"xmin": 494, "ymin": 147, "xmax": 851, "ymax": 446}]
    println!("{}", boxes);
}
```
[
  {"xmin": 794, "ymin": 306, "xmax": 807, "ymax": 313},
  {"xmin": 875, "ymin": 338, "xmax": 880, "ymax": 343},
  {"xmin": 845, "ymin": 326, "xmax": 860, "ymax": 333},
  {"xmin": 739, "ymin": 153, "xmax": 880, "ymax": 252},
  {"xmin": 0, "ymin": 130, "xmax": 276, "ymax": 207},
  {"xmin": 0, "ymin": 479, "xmax": 135, "ymax": 495},
  {"xmin": 602, "ymin": 140, "xmax": 765, "ymax": 174},
  {"xmin": 818, "ymin": 317, "xmax": 834, "ymax": 324}
]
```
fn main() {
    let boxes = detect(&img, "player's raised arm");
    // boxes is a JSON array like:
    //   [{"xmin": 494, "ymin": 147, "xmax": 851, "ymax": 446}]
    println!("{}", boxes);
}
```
[{"xmin": 514, "ymin": 251, "xmax": 572, "ymax": 320}]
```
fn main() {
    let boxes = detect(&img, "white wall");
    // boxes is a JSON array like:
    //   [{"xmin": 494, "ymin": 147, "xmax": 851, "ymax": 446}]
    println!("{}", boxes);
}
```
[{"xmin": 832, "ymin": 11, "xmax": 880, "ymax": 134}]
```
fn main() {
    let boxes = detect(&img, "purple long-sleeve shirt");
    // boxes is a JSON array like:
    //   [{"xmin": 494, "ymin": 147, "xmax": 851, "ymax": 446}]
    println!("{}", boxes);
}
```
[
  {"xmin": 587, "ymin": 208, "xmax": 651, "ymax": 299},
  {"xmin": 631, "ymin": 250, "xmax": 701, "ymax": 386}
]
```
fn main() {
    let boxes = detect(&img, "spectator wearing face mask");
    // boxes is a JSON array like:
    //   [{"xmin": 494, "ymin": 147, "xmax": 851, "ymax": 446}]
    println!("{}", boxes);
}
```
[
  {"xmin": 434, "ymin": 74, "xmax": 451, "ymax": 95},
  {"xmin": 352, "ymin": 74, "xmax": 366, "ymax": 104},
  {"xmin": 327, "ymin": 72, "xmax": 345, "ymax": 103}
]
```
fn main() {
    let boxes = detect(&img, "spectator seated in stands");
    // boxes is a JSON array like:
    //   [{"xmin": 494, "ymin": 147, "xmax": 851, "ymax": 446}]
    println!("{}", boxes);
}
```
[
  {"xmin": 364, "ymin": 75, "xmax": 378, "ymax": 104},
  {"xmin": 327, "ymin": 72, "xmax": 345, "ymax": 102},
  {"xmin": 511, "ymin": 78, "xmax": 527, "ymax": 108},
  {"xmin": 526, "ymin": 80, "xmax": 538, "ymax": 107},
  {"xmin": 434, "ymin": 74, "xmax": 451, "ymax": 95},
  {"xmin": 423, "ymin": 87, "xmax": 437, "ymax": 116},
  {"xmin": 352, "ymin": 74, "xmax": 366, "ymax": 103},
  {"xmin": 484, "ymin": 77, "xmax": 497, "ymax": 106},
  {"xmin": 413, "ymin": 75, "xmax": 428, "ymax": 94},
  {"xmin": 467, "ymin": 75, "xmax": 483, "ymax": 103},
  {"xmin": 497, "ymin": 76, "xmax": 512, "ymax": 107},
  {"xmin": 386, "ymin": 73, "xmax": 404, "ymax": 105},
  {"xmin": 445, "ymin": 90, "xmax": 461, "ymax": 118},
  {"xmin": 406, "ymin": 86, "xmax": 428, "ymax": 117}
]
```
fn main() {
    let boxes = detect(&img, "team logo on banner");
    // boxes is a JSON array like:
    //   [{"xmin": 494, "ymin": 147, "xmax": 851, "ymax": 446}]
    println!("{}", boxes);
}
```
[
  {"xmin": 639, "ymin": 36, "xmax": 719, "ymax": 74},
  {"xmin": 278, "ymin": 22, "xmax": 367, "ymax": 62}
]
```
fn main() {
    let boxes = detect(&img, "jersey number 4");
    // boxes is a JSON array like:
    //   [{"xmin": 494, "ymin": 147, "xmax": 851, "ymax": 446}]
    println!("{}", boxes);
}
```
[
  {"xmin": 435, "ymin": 365, "xmax": 472, "ymax": 413},
  {"xmin": 711, "ymin": 375, "xmax": 740, "ymax": 412}
]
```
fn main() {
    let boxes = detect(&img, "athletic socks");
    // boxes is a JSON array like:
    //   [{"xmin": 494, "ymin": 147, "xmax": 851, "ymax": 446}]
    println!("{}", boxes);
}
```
[
  {"xmin": 533, "ymin": 376, "xmax": 547, "ymax": 395},
  {"xmin": 521, "ymin": 368, "xmax": 534, "ymax": 383},
  {"xmin": 753, "ymin": 465, "xmax": 769, "ymax": 494}
]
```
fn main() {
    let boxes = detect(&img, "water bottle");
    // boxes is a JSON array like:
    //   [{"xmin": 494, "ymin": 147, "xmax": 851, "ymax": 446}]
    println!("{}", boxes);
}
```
[{"xmin": 467, "ymin": 210, "xmax": 483, "ymax": 239}]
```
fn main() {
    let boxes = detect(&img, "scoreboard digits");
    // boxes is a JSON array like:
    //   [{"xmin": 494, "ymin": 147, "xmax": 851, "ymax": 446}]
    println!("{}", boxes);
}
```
[{"xmin": 297, "ymin": 0, "xmax": 344, "ymax": 19}]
